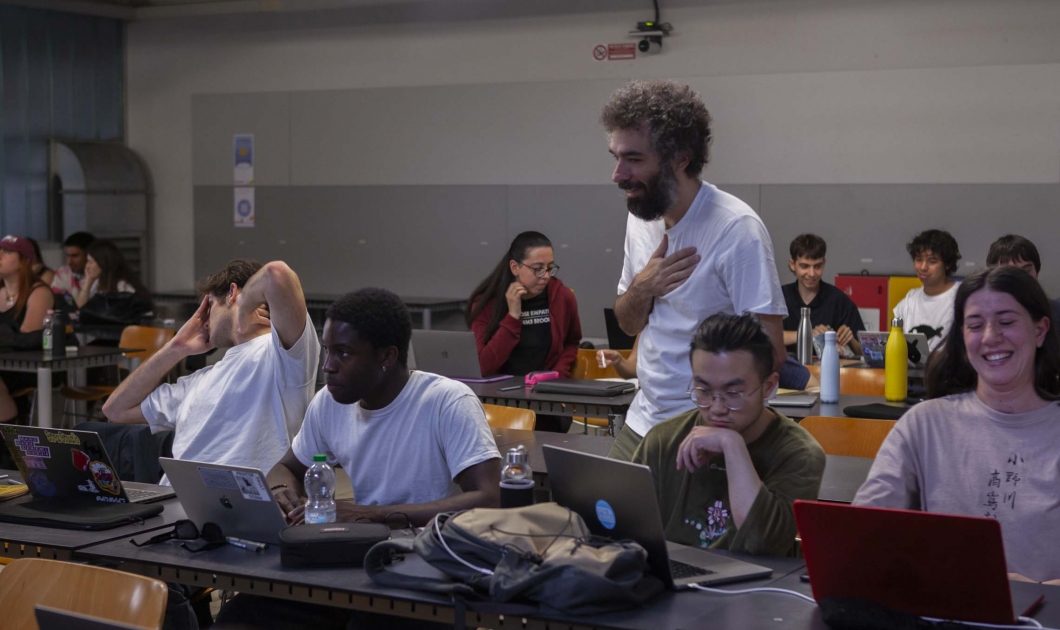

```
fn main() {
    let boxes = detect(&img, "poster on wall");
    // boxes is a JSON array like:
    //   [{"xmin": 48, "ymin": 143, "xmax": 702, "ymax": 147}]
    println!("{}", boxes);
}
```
[
  {"xmin": 234, "ymin": 187, "xmax": 255, "ymax": 228},
  {"xmin": 234, "ymin": 134, "xmax": 254, "ymax": 185}
]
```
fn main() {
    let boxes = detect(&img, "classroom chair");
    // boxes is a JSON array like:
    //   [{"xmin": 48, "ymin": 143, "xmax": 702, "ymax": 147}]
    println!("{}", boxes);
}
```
[
  {"xmin": 569, "ymin": 348, "xmax": 632, "ymax": 434},
  {"xmin": 806, "ymin": 365, "xmax": 887, "ymax": 397},
  {"xmin": 483, "ymin": 404, "xmax": 537, "ymax": 431},
  {"xmin": 0, "ymin": 557, "xmax": 168, "ymax": 630},
  {"xmin": 61, "ymin": 325, "xmax": 177, "ymax": 420},
  {"xmin": 798, "ymin": 415, "xmax": 896, "ymax": 458}
]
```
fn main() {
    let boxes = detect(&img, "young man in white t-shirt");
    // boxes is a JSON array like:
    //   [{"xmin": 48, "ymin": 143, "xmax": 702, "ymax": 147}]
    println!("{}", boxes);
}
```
[
  {"xmin": 103, "ymin": 259, "xmax": 319, "ymax": 485},
  {"xmin": 600, "ymin": 80, "xmax": 788, "ymax": 461},
  {"xmin": 215, "ymin": 288, "xmax": 500, "ymax": 630},
  {"xmin": 892, "ymin": 229, "xmax": 962, "ymax": 352}
]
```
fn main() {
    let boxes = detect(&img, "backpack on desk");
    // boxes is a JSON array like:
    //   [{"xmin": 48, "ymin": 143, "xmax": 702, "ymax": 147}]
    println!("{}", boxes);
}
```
[{"xmin": 364, "ymin": 502, "xmax": 663, "ymax": 619}]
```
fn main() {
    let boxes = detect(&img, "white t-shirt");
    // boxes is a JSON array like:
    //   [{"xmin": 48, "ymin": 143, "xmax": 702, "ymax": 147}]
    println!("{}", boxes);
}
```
[
  {"xmin": 618, "ymin": 183, "xmax": 787, "ymax": 437},
  {"xmin": 292, "ymin": 370, "xmax": 500, "ymax": 507},
  {"xmin": 892, "ymin": 282, "xmax": 960, "ymax": 352},
  {"xmin": 142, "ymin": 315, "xmax": 320, "ymax": 485}
]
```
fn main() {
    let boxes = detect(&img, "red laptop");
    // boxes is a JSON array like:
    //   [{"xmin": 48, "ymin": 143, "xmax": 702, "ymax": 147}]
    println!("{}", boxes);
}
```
[{"xmin": 794, "ymin": 500, "xmax": 1044, "ymax": 625}]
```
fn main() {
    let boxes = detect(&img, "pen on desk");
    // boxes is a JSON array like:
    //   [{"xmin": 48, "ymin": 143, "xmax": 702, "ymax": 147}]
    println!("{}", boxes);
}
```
[
  {"xmin": 226, "ymin": 536, "xmax": 267, "ymax": 552},
  {"xmin": 498, "ymin": 385, "xmax": 522, "ymax": 392}
]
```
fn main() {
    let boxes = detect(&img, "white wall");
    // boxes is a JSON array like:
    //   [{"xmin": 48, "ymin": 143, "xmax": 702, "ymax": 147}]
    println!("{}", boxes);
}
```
[{"xmin": 127, "ymin": 0, "xmax": 1060, "ymax": 290}]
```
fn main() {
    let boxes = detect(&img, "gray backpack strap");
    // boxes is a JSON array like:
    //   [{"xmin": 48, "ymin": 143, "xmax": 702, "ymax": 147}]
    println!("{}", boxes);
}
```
[{"xmin": 364, "ymin": 538, "xmax": 476, "ymax": 597}]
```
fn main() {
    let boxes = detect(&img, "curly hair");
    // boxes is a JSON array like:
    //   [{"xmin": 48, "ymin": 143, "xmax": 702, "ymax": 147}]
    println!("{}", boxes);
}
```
[
  {"xmin": 789, "ymin": 234, "xmax": 827, "ymax": 261},
  {"xmin": 600, "ymin": 80, "xmax": 713, "ymax": 178},
  {"xmin": 195, "ymin": 259, "xmax": 263, "ymax": 297},
  {"xmin": 906, "ymin": 229, "xmax": 962, "ymax": 275},
  {"xmin": 327, "ymin": 288, "xmax": 412, "ymax": 366}
]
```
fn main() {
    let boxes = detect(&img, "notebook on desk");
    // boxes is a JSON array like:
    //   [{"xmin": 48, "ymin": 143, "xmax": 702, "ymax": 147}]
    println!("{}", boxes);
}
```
[
  {"xmin": 533, "ymin": 378, "xmax": 636, "ymax": 397},
  {"xmin": 794, "ymin": 501, "xmax": 1044, "ymax": 625}
]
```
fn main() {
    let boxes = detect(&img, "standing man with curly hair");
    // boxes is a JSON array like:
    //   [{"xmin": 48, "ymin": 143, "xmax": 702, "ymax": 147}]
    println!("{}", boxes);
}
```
[
  {"xmin": 602, "ymin": 80, "xmax": 787, "ymax": 461},
  {"xmin": 893, "ymin": 229, "xmax": 962, "ymax": 352}
]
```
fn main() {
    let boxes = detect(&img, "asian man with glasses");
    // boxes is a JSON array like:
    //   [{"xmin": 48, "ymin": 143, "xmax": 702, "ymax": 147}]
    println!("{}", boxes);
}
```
[{"xmin": 628, "ymin": 313, "xmax": 825, "ymax": 556}]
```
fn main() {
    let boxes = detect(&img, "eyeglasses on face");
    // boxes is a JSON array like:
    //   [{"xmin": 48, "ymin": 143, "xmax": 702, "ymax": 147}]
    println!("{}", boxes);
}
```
[
  {"xmin": 517, "ymin": 262, "xmax": 560, "ymax": 279},
  {"xmin": 686, "ymin": 379, "xmax": 764, "ymax": 411}
]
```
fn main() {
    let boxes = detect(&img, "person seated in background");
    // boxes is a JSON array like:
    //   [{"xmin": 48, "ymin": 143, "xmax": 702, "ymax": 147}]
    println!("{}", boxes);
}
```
[
  {"xmin": 26, "ymin": 238, "xmax": 54, "ymax": 286},
  {"xmin": 630, "ymin": 313, "xmax": 825, "ymax": 556},
  {"xmin": 602, "ymin": 336, "xmax": 819, "ymax": 391},
  {"xmin": 893, "ymin": 229, "xmax": 962, "ymax": 352},
  {"xmin": 781, "ymin": 234, "xmax": 865, "ymax": 358},
  {"xmin": 75, "ymin": 239, "xmax": 150, "ymax": 308},
  {"xmin": 986, "ymin": 234, "xmax": 1060, "ymax": 326},
  {"xmin": 102, "ymin": 259, "xmax": 319, "ymax": 484},
  {"xmin": 0, "ymin": 235, "xmax": 55, "ymax": 423},
  {"xmin": 855, "ymin": 266, "xmax": 1060, "ymax": 584},
  {"xmin": 467, "ymin": 231, "xmax": 582, "ymax": 378},
  {"xmin": 50, "ymin": 231, "xmax": 94, "ymax": 300},
  {"xmin": 216, "ymin": 288, "xmax": 499, "ymax": 630}
]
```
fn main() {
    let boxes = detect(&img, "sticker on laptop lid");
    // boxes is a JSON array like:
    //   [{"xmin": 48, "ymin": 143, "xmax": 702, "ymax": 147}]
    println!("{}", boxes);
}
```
[
  {"xmin": 89, "ymin": 460, "xmax": 122, "ymax": 496},
  {"xmin": 198, "ymin": 467, "xmax": 239, "ymax": 491},
  {"xmin": 71, "ymin": 449, "xmax": 90, "ymax": 471},
  {"xmin": 595, "ymin": 499, "xmax": 617, "ymax": 530},
  {"xmin": 23, "ymin": 457, "xmax": 47, "ymax": 470},
  {"xmin": 232, "ymin": 470, "xmax": 270, "ymax": 502}
]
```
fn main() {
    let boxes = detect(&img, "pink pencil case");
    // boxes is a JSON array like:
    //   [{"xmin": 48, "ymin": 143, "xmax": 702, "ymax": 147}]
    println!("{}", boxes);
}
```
[{"xmin": 524, "ymin": 371, "xmax": 560, "ymax": 387}]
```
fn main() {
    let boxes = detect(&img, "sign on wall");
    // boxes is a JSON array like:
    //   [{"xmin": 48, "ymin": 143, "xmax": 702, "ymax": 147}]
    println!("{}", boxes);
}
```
[
  {"xmin": 234, "ymin": 134, "xmax": 254, "ymax": 185},
  {"xmin": 234, "ymin": 187, "xmax": 255, "ymax": 228}
]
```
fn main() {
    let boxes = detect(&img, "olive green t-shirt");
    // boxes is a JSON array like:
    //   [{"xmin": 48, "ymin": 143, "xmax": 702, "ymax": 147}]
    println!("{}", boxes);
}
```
[{"xmin": 631, "ymin": 408, "xmax": 825, "ymax": 556}]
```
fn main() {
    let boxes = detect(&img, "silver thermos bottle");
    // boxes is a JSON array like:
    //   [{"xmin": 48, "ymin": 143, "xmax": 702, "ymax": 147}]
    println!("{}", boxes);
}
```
[{"xmin": 797, "ymin": 307, "xmax": 814, "ymax": 365}]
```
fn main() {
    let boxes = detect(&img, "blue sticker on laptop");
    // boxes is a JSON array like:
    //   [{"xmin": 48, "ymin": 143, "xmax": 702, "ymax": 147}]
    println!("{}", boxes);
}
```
[{"xmin": 595, "ymin": 499, "xmax": 616, "ymax": 530}]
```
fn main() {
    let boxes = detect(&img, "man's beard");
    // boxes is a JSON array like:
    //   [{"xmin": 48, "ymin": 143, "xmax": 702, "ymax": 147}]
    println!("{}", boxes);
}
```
[{"xmin": 620, "ymin": 162, "xmax": 679, "ymax": 222}]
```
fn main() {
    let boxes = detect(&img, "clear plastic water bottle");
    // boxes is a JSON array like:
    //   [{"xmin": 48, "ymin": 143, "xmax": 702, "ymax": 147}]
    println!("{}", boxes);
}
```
[
  {"xmin": 42, "ymin": 310, "xmax": 55, "ymax": 355},
  {"xmin": 303, "ymin": 454, "xmax": 336, "ymax": 524}
]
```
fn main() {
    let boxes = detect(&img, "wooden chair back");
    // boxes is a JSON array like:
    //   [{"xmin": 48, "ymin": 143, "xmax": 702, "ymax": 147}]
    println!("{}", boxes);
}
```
[
  {"xmin": 798, "ymin": 415, "xmax": 896, "ymax": 458},
  {"xmin": 483, "ymin": 404, "xmax": 537, "ymax": 431},
  {"xmin": 570, "ymin": 349, "xmax": 633, "ymax": 429},
  {"xmin": 119, "ymin": 326, "xmax": 176, "ymax": 362},
  {"xmin": 0, "ymin": 558, "xmax": 168, "ymax": 629},
  {"xmin": 806, "ymin": 365, "xmax": 887, "ymax": 397}
]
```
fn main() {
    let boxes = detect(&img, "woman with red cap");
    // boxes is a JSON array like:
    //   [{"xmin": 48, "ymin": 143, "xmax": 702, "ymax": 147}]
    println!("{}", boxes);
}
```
[{"xmin": 0, "ymin": 235, "xmax": 55, "ymax": 423}]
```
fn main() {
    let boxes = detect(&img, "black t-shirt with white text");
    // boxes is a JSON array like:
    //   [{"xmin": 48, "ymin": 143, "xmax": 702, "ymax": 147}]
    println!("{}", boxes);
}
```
[{"xmin": 500, "ymin": 291, "xmax": 552, "ymax": 376}]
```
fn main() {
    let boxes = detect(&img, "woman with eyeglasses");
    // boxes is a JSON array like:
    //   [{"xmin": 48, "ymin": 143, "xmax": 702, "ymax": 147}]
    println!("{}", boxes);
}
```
[
  {"xmin": 855, "ymin": 266, "xmax": 1060, "ymax": 584},
  {"xmin": 466, "ymin": 231, "xmax": 582, "ymax": 382}
]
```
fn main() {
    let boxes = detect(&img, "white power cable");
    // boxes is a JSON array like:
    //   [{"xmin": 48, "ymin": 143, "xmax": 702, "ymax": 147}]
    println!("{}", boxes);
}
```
[
  {"xmin": 433, "ymin": 513, "xmax": 494, "ymax": 577},
  {"xmin": 689, "ymin": 583, "xmax": 818, "ymax": 604},
  {"xmin": 920, "ymin": 615, "xmax": 1049, "ymax": 630}
]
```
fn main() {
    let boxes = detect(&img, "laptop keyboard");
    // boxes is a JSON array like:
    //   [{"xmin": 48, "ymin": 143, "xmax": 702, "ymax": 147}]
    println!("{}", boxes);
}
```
[
  {"xmin": 125, "ymin": 487, "xmax": 167, "ymax": 503},
  {"xmin": 670, "ymin": 559, "xmax": 715, "ymax": 580}
]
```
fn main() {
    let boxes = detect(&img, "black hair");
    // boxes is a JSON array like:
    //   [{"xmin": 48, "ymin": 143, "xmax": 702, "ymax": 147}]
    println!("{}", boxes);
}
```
[
  {"xmin": 789, "ymin": 234, "xmax": 827, "ymax": 262},
  {"xmin": 925, "ymin": 266, "xmax": 1060, "ymax": 400},
  {"xmin": 689, "ymin": 313, "xmax": 775, "ymax": 381},
  {"xmin": 86, "ymin": 239, "xmax": 150, "ymax": 296},
  {"xmin": 465, "ymin": 231, "xmax": 553, "ymax": 343},
  {"xmin": 906, "ymin": 229, "xmax": 962, "ymax": 275},
  {"xmin": 600, "ymin": 80, "xmax": 713, "ymax": 178},
  {"xmin": 62, "ymin": 231, "xmax": 95, "ymax": 250},
  {"xmin": 986, "ymin": 235, "xmax": 1041, "ymax": 274},
  {"xmin": 195, "ymin": 259, "xmax": 263, "ymax": 297},
  {"xmin": 327, "ymin": 288, "xmax": 412, "ymax": 366}
]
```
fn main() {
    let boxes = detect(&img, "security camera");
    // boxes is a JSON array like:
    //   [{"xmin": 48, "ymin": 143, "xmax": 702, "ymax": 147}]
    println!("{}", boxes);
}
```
[{"xmin": 638, "ymin": 37, "xmax": 662, "ymax": 55}]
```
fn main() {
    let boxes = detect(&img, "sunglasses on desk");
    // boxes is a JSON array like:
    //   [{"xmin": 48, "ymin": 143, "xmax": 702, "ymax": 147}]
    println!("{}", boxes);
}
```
[{"xmin": 130, "ymin": 519, "xmax": 226, "ymax": 552}]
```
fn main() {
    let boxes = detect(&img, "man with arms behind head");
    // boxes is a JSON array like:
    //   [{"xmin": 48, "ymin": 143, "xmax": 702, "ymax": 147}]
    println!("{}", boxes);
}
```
[
  {"xmin": 603, "ymin": 80, "xmax": 787, "ymax": 461},
  {"xmin": 987, "ymin": 234, "xmax": 1060, "ymax": 326},
  {"xmin": 215, "ymin": 289, "xmax": 499, "ymax": 630},
  {"xmin": 633, "ymin": 313, "xmax": 825, "ymax": 556},
  {"xmin": 103, "ymin": 259, "xmax": 319, "ymax": 484},
  {"xmin": 781, "ymin": 234, "xmax": 865, "ymax": 357}
]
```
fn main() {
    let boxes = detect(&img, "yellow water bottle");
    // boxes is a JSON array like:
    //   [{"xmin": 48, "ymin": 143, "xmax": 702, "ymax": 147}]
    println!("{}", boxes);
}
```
[{"xmin": 885, "ymin": 317, "xmax": 908, "ymax": 402}]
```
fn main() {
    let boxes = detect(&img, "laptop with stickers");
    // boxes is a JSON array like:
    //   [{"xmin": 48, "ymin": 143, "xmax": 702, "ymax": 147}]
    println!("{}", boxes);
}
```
[
  {"xmin": 160, "ymin": 458, "xmax": 288, "ymax": 544},
  {"xmin": 0, "ymin": 425, "xmax": 174, "ymax": 504},
  {"xmin": 543, "ymin": 445, "xmax": 773, "ymax": 589},
  {"xmin": 0, "ymin": 426, "xmax": 170, "ymax": 529}
]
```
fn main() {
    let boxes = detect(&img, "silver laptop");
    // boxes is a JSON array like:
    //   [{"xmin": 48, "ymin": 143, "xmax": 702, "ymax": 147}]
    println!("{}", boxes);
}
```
[
  {"xmin": 411, "ymin": 330, "xmax": 489, "ymax": 379},
  {"xmin": 767, "ymin": 393, "xmax": 819, "ymax": 408},
  {"xmin": 857, "ymin": 331, "xmax": 931, "ymax": 368},
  {"xmin": 543, "ymin": 445, "xmax": 773, "ymax": 589},
  {"xmin": 159, "ymin": 458, "xmax": 288, "ymax": 544}
]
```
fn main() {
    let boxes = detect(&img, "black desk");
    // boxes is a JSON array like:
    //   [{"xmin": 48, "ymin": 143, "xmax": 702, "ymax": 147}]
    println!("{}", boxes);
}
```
[
  {"xmin": 471, "ymin": 381, "xmax": 636, "ymax": 434},
  {"xmin": 75, "ymin": 527, "xmax": 805, "ymax": 630},
  {"xmin": 774, "ymin": 393, "xmax": 912, "ymax": 420},
  {"xmin": 0, "ymin": 471, "xmax": 186, "ymax": 561}
]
